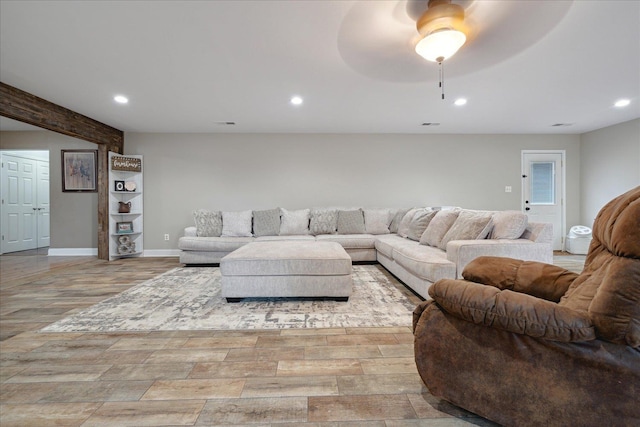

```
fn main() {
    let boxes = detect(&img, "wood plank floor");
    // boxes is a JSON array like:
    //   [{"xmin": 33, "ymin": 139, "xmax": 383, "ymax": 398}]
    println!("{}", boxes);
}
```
[{"xmin": 1, "ymin": 252, "xmax": 584, "ymax": 426}]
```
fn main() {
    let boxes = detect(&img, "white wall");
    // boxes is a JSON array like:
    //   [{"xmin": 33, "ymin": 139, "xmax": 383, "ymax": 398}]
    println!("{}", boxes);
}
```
[
  {"xmin": 580, "ymin": 118, "xmax": 640, "ymax": 226},
  {"xmin": 125, "ymin": 133, "xmax": 581, "ymax": 249}
]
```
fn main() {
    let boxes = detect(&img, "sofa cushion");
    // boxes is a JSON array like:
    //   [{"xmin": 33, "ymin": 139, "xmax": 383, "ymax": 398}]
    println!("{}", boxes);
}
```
[
  {"xmin": 393, "ymin": 242, "xmax": 457, "ymax": 282},
  {"xmin": 389, "ymin": 208, "xmax": 411, "ymax": 234},
  {"xmin": 337, "ymin": 209, "xmax": 366, "ymax": 234},
  {"xmin": 309, "ymin": 209, "xmax": 338, "ymax": 235},
  {"xmin": 440, "ymin": 210, "xmax": 494, "ymax": 249},
  {"xmin": 490, "ymin": 210, "xmax": 528, "ymax": 239},
  {"xmin": 407, "ymin": 209, "xmax": 437, "ymax": 241},
  {"xmin": 252, "ymin": 208, "xmax": 281, "ymax": 237},
  {"xmin": 317, "ymin": 233, "xmax": 376, "ymax": 249},
  {"xmin": 374, "ymin": 234, "xmax": 407, "ymax": 259},
  {"xmin": 364, "ymin": 209, "xmax": 391, "ymax": 235},
  {"xmin": 178, "ymin": 235, "xmax": 255, "ymax": 252},
  {"xmin": 255, "ymin": 235, "xmax": 315, "ymax": 242},
  {"xmin": 279, "ymin": 208, "xmax": 310, "ymax": 235},
  {"xmin": 421, "ymin": 209, "xmax": 460, "ymax": 247},
  {"xmin": 193, "ymin": 209, "xmax": 222, "ymax": 237},
  {"xmin": 221, "ymin": 210, "xmax": 253, "ymax": 237},
  {"xmin": 398, "ymin": 208, "xmax": 421, "ymax": 238}
]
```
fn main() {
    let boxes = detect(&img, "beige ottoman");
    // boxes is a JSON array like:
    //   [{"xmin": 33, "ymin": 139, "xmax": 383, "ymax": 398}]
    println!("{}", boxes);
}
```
[{"xmin": 220, "ymin": 241, "xmax": 352, "ymax": 302}]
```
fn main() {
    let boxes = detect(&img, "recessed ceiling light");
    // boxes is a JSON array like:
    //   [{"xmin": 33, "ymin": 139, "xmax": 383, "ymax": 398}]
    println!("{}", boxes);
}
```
[
  {"xmin": 614, "ymin": 99, "xmax": 631, "ymax": 108},
  {"xmin": 290, "ymin": 96, "xmax": 303, "ymax": 106},
  {"xmin": 454, "ymin": 98, "xmax": 467, "ymax": 106},
  {"xmin": 114, "ymin": 95, "xmax": 129, "ymax": 104}
]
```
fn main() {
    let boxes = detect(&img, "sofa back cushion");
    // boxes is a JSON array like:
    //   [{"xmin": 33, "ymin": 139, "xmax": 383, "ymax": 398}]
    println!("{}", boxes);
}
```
[
  {"xmin": 253, "ymin": 208, "xmax": 281, "ymax": 237},
  {"xmin": 421, "ymin": 209, "xmax": 460, "ymax": 248},
  {"xmin": 439, "ymin": 210, "xmax": 494, "ymax": 250},
  {"xmin": 397, "ymin": 208, "xmax": 421, "ymax": 238},
  {"xmin": 364, "ymin": 209, "xmax": 391, "ymax": 235},
  {"xmin": 559, "ymin": 186, "xmax": 640, "ymax": 347},
  {"xmin": 490, "ymin": 210, "xmax": 528, "ymax": 239},
  {"xmin": 193, "ymin": 209, "xmax": 222, "ymax": 237},
  {"xmin": 309, "ymin": 209, "xmax": 338, "ymax": 235},
  {"xmin": 389, "ymin": 208, "xmax": 411, "ymax": 233},
  {"xmin": 407, "ymin": 209, "xmax": 437, "ymax": 241},
  {"xmin": 337, "ymin": 209, "xmax": 366, "ymax": 234},
  {"xmin": 279, "ymin": 208, "xmax": 310, "ymax": 235},
  {"xmin": 221, "ymin": 210, "xmax": 253, "ymax": 237}
]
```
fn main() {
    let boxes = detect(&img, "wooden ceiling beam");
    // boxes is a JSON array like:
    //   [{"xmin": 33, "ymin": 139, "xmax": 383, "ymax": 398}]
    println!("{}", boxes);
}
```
[
  {"xmin": 0, "ymin": 82, "xmax": 124, "ymax": 260},
  {"xmin": 0, "ymin": 82, "xmax": 123, "ymax": 151}
]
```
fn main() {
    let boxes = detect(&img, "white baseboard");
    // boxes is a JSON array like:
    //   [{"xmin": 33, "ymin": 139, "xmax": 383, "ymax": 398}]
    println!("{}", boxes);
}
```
[
  {"xmin": 48, "ymin": 248, "xmax": 98, "ymax": 256},
  {"xmin": 143, "ymin": 249, "xmax": 181, "ymax": 257},
  {"xmin": 46, "ymin": 248, "xmax": 180, "ymax": 257}
]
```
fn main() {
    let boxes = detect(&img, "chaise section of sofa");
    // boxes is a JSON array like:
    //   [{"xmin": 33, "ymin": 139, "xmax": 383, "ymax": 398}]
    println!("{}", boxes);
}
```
[{"xmin": 178, "ymin": 207, "xmax": 553, "ymax": 300}]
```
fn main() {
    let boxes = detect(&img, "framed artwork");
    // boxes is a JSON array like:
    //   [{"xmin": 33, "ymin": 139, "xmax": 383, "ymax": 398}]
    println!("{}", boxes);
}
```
[
  {"xmin": 61, "ymin": 150, "xmax": 97, "ymax": 192},
  {"xmin": 116, "ymin": 221, "xmax": 134, "ymax": 234}
]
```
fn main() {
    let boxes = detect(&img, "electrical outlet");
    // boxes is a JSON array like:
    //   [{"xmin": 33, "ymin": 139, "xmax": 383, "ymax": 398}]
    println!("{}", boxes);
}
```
[
  {"xmin": 505, "ymin": 186, "xmax": 512, "ymax": 193},
  {"xmin": 164, "ymin": 234, "xmax": 170, "ymax": 241}
]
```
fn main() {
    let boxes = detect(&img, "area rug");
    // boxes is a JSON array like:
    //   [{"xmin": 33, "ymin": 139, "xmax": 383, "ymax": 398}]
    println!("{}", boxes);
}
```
[{"xmin": 41, "ymin": 265, "xmax": 417, "ymax": 332}]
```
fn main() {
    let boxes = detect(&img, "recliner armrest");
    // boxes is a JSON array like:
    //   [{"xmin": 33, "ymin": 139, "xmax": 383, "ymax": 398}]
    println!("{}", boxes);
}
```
[
  {"xmin": 462, "ymin": 256, "xmax": 579, "ymax": 302},
  {"xmin": 428, "ymin": 279, "xmax": 595, "ymax": 342}
]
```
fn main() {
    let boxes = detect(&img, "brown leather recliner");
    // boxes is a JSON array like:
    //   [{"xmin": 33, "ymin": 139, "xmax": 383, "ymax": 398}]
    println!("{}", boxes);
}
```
[{"xmin": 413, "ymin": 186, "xmax": 640, "ymax": 427}]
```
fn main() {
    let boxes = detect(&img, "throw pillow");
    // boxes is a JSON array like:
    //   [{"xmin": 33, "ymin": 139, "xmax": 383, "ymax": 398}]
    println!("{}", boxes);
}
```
[
  {"xmin": 309, "ymin": 209, "xmax": 338, "ymax": 235},
  {"xmin": 252, "ymin": 208, "xmax": 281, "ymax": 237},
  {"xmin": 440, "ymin": 210, "xmax": 494, "ymax": 250},
  {"xmin": 407, "ymin": 209, "xmax": 437, "ymax": 241},
  {"xmin": 420, "ymin": 209, "xmax": 460, "ymax": 247},
  {"xmin": 364, "ymin": 209, "xmax": 391, "ymax": 235},
  {"xmin": 389, "ymin": 208, "xmax": 411, "ymax": 233},
  {"xmin": 279, "ymin": 208, "xmax": 310, "ymax": 235},
  {"xmin": 397, "ymin": 208, "xmax": 421, "ymax": 238},
  {"xmin": 221, "ymin": 210, "xmax": 253, "ymax": 237},
  {"xmin": 490, "ymin": 210, "xmax": 528, "ymax": 239},
  {"xmin": 337, "ymin": 209, "xmax": 366, "ymax": 234},
  {"xmin": 193, "ymin": 209, "xmax": 222, "ymax": 237}
]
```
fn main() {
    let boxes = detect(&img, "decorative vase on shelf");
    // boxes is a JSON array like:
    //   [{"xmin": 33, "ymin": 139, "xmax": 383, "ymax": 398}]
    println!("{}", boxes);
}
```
[{"xmin": 118, "ymin": 201, "xmax": 131, "ymax": 213}]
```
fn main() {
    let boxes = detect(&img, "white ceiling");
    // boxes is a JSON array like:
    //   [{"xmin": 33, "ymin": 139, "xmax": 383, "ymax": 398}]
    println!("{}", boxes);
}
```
[{"xmin": 1, "ymin": 0, "xmax": 638, "ymax": 134}]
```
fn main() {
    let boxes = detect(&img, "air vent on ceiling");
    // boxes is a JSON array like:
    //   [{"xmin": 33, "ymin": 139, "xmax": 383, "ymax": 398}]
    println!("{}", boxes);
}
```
[
  {"xmin": 421, "ymin": 122, "xmax": 441, "ymax": 126},
  {"xmin": 215, "ymin": 121, "xmax": 236, "ymax": 126},
  {"xmin": 551, "ymin": 123, "xmax": 572, "ymax": 127}
]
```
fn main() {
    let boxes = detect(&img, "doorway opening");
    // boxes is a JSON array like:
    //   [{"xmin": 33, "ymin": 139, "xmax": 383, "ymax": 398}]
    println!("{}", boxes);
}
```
[{"xmin": 0, "ymin": 150, "xmax": 50, "ymax": 255}]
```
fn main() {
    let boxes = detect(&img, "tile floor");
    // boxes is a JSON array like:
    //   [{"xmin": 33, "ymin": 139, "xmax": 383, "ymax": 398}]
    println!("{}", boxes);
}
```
[{"xmin": 0, "ymin": 253, "xmax": 585, "ymax": 426}]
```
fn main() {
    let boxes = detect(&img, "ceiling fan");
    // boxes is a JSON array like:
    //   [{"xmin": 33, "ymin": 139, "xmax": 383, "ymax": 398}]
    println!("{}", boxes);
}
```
[
  {"xmin": 336, "ymin": 0, "xmax": 573, "ymax": 84},
  {"xmin": 414, "ymin": 0, "xmax": 468, "ymax": 63},
  {"xmin": 412, "ymin": 0, "xmax": 470, "ymax": 99}
]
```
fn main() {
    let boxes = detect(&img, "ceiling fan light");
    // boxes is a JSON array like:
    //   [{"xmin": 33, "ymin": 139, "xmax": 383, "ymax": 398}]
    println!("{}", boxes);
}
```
[{"xmin": 415, "ymin": 29, "xmax": 466, "ymax": 62}]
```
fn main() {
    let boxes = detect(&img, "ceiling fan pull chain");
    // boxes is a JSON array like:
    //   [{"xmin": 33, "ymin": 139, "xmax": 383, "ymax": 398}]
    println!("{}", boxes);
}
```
[{"xmin": 438, "ymin": 59, "xmax": 445, "ymax": 100}]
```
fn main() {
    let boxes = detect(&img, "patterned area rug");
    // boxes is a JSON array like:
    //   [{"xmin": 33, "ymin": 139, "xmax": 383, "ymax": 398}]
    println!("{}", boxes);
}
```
[{"xmin": 41, "ymin": 265, "xmax": 418, "ymax": 332}]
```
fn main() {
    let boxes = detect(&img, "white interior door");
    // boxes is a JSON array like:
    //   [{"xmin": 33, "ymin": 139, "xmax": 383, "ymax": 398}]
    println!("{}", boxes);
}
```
[
  {"xmin": 1, "ymin": 153, "xmax": 50, "ymax": 254},
  {"xmin": 37, "ymin": 160, "xmax": 51, "ymax": 247},
  {"xmin": 522, "ymin": 151, "xmax": 565, "ymax": 251}
]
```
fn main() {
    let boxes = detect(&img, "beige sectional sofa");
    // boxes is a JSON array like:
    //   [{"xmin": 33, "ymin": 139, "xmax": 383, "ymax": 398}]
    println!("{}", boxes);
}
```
[{"xmin": 178, "ymin": 207, "xmax": 553, "ymax": 300}]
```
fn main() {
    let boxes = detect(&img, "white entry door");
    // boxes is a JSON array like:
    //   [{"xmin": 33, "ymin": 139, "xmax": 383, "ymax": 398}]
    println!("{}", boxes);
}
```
[
  {"xmin": 522, "ymin": 151, "xmax": 565, "ymax": 251},
  {"xmin": 0, "ymin": 153, "xmax": 50, "ymax": 253}
]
